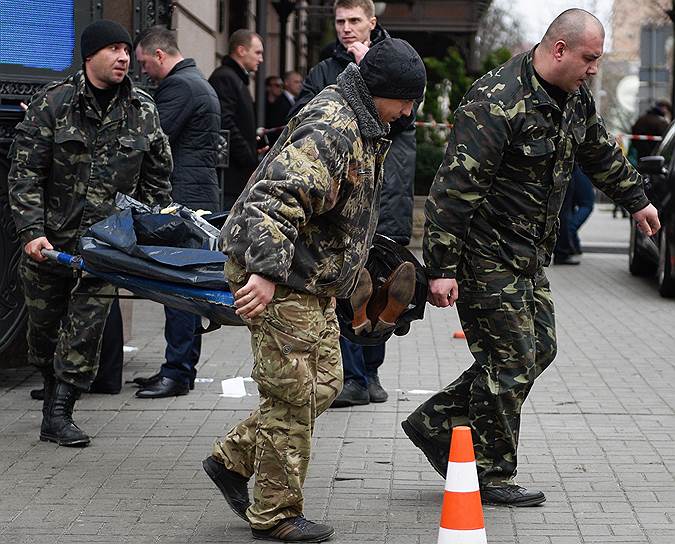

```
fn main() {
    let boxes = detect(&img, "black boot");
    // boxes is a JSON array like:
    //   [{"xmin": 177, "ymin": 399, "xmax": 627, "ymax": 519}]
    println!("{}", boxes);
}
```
[
  {"xmin": 40, "ymin": 373, "xmax": 55, "ymax": 434},
  {"xmin": 40, "ymin": 380, "xmax": 90, "ymax": 447},
  {"xmin": 31, "ymin": 369, "xmax": 54, "ymax": 400}
]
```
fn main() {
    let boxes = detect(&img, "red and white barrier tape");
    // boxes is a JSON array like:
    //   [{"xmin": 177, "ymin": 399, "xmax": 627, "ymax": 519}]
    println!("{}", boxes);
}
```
[
  {"xmin": 262, "ymin": 122, "xmax": 664, "ymax": 142},
  {"xmin": 620, "ymin": 133, "xmax": 663, "ymax": 141}
]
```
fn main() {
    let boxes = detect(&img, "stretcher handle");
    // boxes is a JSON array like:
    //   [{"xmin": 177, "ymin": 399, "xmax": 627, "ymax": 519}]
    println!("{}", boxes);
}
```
[{"xmin": 40, "ymin": 249, "xmax": 84, "ymax": 270}]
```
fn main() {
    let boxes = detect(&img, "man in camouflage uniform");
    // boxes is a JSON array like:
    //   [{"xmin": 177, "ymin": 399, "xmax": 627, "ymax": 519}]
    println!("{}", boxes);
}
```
[
  {"xmin": 402, "ymin": 9, "xmax": 661, "ymax": 506},
  {"xmin": 290, "ymin": 0, "xmax": 419, "ymax": 408},
  {"xmin": 201, "ymin": 38, "xmax": 425, "ymax": 542},
  {"xmin": 8, "ymin": 20, "xmax": 172, "ymax": 447}
]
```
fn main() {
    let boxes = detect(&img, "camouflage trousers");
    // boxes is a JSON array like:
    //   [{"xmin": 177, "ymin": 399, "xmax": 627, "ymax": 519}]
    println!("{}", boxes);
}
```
[
  {"xmin": 19, "ymin": 254, "xmax": 115, "ymax": 390},
  {"xmin": 212, "ymin": 260, "xmax": 343, "ymax": 530},
  {"xmin": 408, "ymin": 255, "xmax": 556, "ymax": 485}
]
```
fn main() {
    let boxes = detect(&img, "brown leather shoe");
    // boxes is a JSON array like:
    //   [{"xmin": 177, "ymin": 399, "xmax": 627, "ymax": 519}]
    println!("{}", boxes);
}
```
[
  {"xmin": 350, "ymin": 268, "xmax": 373, "ymax": 335},
  {"xmin": 251, "ymin": 516, "xmax": 334, "ymax": 542},
  {"xmin": 367, "ymin": 261, "xmax": 416, "ymax": 332}
]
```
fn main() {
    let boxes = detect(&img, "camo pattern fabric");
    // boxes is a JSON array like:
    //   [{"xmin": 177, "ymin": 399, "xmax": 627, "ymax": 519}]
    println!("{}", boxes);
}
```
[
  {"xmin": 424, "ymin": 47, "xmax": 650, "ymax": 279},
  {"xmin": 8, "ymin": 70, "xmax": 172, "ymax": 390},
  {"xmin": 19, "ymin": 255, "xmax": 116, "ymax": 390},
  {"xmin": 220, "ymin": 68, "xmax": 390, "ymax": 300},
  {"xmin": 407, "ymin": 256, "xmax": 556, "ymax": 485},
  {"xmin": 410, "ymin": 47, "xmax": 650, "ymax": 486},
  {"xmin": 8, "ymin": 70, "xmax": 173, "ymax": 254},
  {"xmin": 212, "ymin": 259, "xmax": 343, "ymax": 529}
]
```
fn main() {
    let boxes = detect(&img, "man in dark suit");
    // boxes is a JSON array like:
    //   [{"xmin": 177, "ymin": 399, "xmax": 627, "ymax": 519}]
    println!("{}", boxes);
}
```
[
  {"xmin": 265, "ymin": 71, "xmax": 303, "ymax": 146},
  {"xmin": 208, "ymin": 30, "xmax": 264, "ymax": 210},
  {"xmin": 264, "ymin": 75, "xmax": 285, "ymax": 146},
  {"xmin": 283, "ymin": 70, "xmax": 303, "ymax": 101},
  {"xmin": 134, "ymin": 26, "xmax": 221, "ymax": 397}
]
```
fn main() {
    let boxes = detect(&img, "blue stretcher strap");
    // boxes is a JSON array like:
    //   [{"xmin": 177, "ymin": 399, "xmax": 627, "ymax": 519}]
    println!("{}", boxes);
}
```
[{"xmin": 41, "ymin": 249, "xmax": 235, "ymax": 306}]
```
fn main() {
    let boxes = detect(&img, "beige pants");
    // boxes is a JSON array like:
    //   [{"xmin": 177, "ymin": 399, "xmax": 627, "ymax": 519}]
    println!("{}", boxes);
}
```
[{"xmin": 212, "ymin": 260, "xmax": 343, "ymax": 529}]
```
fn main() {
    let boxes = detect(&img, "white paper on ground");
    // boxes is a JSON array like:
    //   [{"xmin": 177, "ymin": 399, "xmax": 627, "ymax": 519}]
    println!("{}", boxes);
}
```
[
  {"xmin": 220, "ymin": 376, "xmax": 247, "ymax": 397},
  {"xmin": 123, "ymin": 346, "xmax": 138, "ymax": 353},
  {"xmin": 405, "ymin": 389, "xmax": 437, "ymax": 395}
]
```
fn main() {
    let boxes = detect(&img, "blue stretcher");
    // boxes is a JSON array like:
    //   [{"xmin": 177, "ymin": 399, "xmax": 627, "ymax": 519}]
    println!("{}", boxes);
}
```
[
  {"xmin": 42, "ymin": 248, "xmax": 242, "ymax": 330},
  {"xmin": 43, "ymin": 195, "xmax": 427, "ymax": 341},
  {"xmin": 43, "ymin": 195, "xmax": 244, "ymax": 331}
]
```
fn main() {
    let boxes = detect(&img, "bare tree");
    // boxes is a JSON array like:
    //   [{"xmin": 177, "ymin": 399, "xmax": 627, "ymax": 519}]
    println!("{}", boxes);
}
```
[
  {"xmin": 475, "ymin": 3, "xmax": 527, "ymax": 63},
  {"xmin": 644, "ymin": 0, "xmax": 671, "ymax": 23}
]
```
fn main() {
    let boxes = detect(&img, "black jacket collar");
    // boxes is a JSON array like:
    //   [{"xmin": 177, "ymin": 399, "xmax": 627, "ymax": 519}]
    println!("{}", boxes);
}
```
[
  {"xmin": 222, "ymin": 56, "xmax": 249, "ymax": 85},
  {"xmin": 167, "ymin": 58, "xmax": 197, "ymax": 78}
]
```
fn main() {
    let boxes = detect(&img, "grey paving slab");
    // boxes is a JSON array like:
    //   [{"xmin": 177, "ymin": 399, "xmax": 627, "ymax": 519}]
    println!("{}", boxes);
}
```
[{"xmin": 1, "ymin": 208, "xmax": 674, "ymax": 543}]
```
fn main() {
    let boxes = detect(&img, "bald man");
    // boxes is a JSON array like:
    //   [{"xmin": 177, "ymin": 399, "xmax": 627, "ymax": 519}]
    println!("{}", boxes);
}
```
[{"xmin": 402, "ymin": 9, "xmax": 660, "ymax": 506}]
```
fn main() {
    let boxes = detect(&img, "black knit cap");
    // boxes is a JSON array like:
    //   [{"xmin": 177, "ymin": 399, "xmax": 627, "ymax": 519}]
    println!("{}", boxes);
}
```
[
  {"xmin": 359, "ymin": 38, "xmax": 426, "ymax": 101},
  {"xmin": 80, "ymin": 19, "xmax": 132, "ymax": 59}
]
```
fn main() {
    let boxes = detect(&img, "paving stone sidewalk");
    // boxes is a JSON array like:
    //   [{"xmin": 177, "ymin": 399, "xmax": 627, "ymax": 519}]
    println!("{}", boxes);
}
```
[{"xmin": 1, "ymin": 209, "xmax": 674, "ymax": 544}]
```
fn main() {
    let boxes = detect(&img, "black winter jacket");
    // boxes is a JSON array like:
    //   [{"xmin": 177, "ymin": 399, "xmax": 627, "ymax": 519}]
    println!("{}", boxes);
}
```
[
  {"xmin": 208, "ymin": 56, "xmax": 258, "ymax": 209},
  {"xmin": 156, "ymin": 59, "xmax": 220, "ymax": 211},
  {"xmin": 289, "ymin": 25, "xmax": 417, "ymax": 244}
]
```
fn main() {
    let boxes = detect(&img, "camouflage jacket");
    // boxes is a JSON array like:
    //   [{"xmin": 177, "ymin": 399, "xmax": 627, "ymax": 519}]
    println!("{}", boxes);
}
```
[
  {"xmin": 221, "ymin": 63, "xmax": 390, "ymax": 298},
  {"xmin": 8, "ymin": 71, "xmax": 173, "ymax": 253},
  {"xmin": 424, "ymin": 48, "xmax": 650, "ymax": 278}
]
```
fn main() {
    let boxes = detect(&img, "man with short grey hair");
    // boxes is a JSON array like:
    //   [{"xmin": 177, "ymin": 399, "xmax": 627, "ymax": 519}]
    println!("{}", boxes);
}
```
[
  {"xmin": 133, "ymin": 26, "xmax": 221, "ymax": 398},
  {"xmin": 283, "ymin": 70, "xmax": 303, "ymax": 100}
]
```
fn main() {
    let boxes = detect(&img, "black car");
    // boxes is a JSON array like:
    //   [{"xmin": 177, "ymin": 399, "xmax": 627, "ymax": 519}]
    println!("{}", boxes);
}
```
[{"xmin": 628, "ymin": 122, "xmax": 675, "ymax": 297}]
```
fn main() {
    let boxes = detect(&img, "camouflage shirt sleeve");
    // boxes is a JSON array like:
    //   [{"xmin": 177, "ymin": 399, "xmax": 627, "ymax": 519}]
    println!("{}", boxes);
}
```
[
  {"xmin": 423, "ymin": 101, "xmax": 511, "ymax": 278},
  {"xmin": 132, "ymin": 100, "xmax": 173, "ymax": 209},
  {"xmin": 576, "ymin": 98, "xmax": 649, "ymax": 214},
  {"xmin": 7, "ymin": 91, "xmax": 53, "ymax": 244},
  {"xmin": 240, "ymin": 121, "xmax": 351, "ymax": 283}
]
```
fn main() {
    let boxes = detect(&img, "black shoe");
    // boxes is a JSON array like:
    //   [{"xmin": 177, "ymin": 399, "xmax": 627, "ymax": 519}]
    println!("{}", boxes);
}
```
[
  {"xmin": 132, "ymin": 372, "xmax": 195, "ymax": 390},
  {"xmin": 251, "ymin": 516, "xmax": 334, "ymax": 542},
  {"xmin": 330, "ymin": 379, "xmax": 369, "ymax": 408},
  {"xmin": 480, "ymin": 484, "xmax": 546, "ymax": 507},
  {"xmin": 367, "ymin": 375, "xmax": 388, "ymax": 403},
  {"xmin": 553, "ymin": 255, "xmax": 581, "ymax": 265},
  {"xmin": 135, "ymin": 376, "xmax": 189, "ymax": 398},
  {"xmin": 202, "ymin": 456, "xmax": 250, "ymax": 521},
  {"xmin": 30, "ymin": 388, "xmax": 45, "ymax": 400},
  {"xmin": 400, "ymin": 419, "xmax": 447, "ymax": 478},
  {"xmin": 40, "ymin": 380, "xmax": 90, "ymax": 447}
]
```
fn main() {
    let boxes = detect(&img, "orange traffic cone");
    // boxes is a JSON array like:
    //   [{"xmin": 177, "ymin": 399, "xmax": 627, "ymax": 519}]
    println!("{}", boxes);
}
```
[{"xmin": 437, "ymin": 426, "xmax": 487, "ymax": 544}]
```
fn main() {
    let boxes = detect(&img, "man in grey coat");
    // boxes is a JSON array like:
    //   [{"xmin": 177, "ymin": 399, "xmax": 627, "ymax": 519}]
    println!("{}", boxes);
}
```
[{"xmin": 134, "ymin": 26, "xmax": 221, "ymax": 397}]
